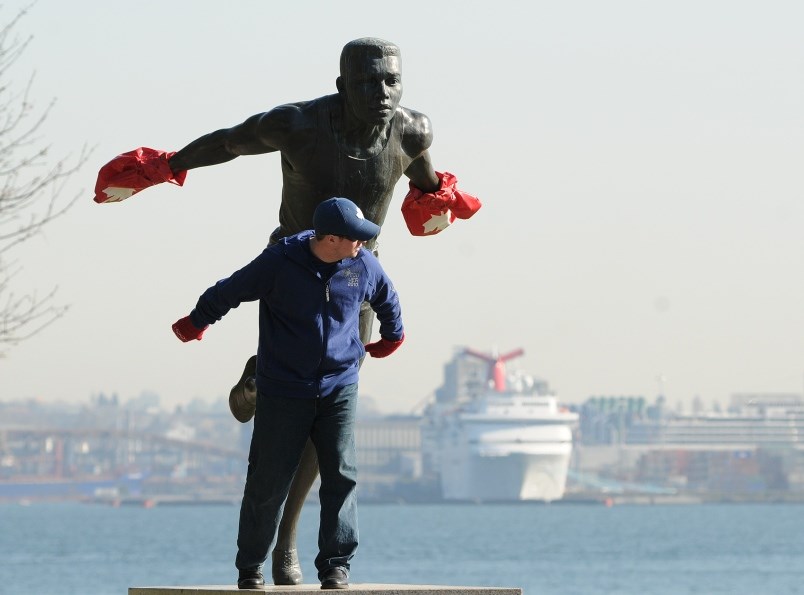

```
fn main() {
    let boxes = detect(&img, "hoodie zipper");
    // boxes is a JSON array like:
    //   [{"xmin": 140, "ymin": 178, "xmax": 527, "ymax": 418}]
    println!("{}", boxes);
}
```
[{"xmin": 318, "ymin": 279, "xmax": 332, "ymax": 397}]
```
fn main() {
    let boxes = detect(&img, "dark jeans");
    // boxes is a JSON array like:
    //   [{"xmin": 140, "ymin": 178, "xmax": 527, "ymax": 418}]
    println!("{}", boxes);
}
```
[{"xmin": 235, "ymin": 383, "xmax": 359, "ymax": 576}]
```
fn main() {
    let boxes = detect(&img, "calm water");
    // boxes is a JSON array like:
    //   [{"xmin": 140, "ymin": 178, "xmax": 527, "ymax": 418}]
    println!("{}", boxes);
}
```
[{"xmin": 1, "ymin": 501, "xmax": 803, "ymax": 595}]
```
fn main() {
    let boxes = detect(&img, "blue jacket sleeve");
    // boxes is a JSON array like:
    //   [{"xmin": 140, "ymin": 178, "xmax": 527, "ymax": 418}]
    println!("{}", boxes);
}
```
[
  {"xmin": 189, "ymin": 247, "xmax": 279, "ymax": 328},
  {"xmin": 366, "ymin": 258, "xmax": 404, "ymax": 341}
]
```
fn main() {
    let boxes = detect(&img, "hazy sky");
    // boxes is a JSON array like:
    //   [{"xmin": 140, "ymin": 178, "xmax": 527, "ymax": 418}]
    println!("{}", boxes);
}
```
[{"xmin": 2, "ymin": 0, "xmax": 803, "ymax": 414}]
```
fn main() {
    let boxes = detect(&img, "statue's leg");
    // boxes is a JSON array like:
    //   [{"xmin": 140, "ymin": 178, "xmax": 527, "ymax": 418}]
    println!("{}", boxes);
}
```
[
  {"xmin": 271, "ymin": 439, "xmax": 317, "ymax": 584},
  {"xmin": 357, "ymin": 301, "xmax": 373, "ymax": 362},
  {"xmin": 270, "ymin": 301, "xmax": 375, "ymax": 585}
]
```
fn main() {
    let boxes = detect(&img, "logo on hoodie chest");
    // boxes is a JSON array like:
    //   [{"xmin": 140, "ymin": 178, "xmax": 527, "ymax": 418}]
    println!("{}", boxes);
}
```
[{"xmin": 341, "ymin": 268, "xmax": 360, "ymax": 287}]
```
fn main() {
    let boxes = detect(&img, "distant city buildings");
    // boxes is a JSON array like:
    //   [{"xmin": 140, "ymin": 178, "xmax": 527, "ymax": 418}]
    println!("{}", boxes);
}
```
[
  {"xmin": 2, "ymin": 379, "xmax": 804, "ymax": 503},
  {"xmin": 574, "ymin": 392, "xmax": 804, "ymax": 498}
]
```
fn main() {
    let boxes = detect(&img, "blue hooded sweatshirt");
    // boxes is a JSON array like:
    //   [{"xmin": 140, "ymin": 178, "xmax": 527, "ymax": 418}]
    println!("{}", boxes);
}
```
[{"xmin": 189, "ymin": 231, "xmax": 403, "ymax": 399}]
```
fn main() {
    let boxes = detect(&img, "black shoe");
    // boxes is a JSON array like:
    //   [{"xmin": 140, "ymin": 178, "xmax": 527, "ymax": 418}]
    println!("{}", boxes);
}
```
[
  {"xmin": 272, "ymin": 547, "xmax": 303, "ymax": 585},
  {"xmin": 237, "ymin": 567, "xmax": 265, "ymax": 590},
  {"xmin": 229, "ymin": 355, "xmax": 258, "ymax": 423},
  {"xmin": 320, "ymin": 566, "xmax": 349, "ymax": 589}
]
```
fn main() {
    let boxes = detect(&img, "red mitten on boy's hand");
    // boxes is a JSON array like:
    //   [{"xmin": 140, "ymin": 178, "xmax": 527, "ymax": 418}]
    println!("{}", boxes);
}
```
[
  {"xmin": 94, "ymin": 147, "xmax": 187, "ymax": 204},
  {"xmin": 172, "ymin": 316, "xmax": 208, "ymax": 342},
  {"xmin": 365, "ymin": 334, "xmax": 405, "ymax": 358}
]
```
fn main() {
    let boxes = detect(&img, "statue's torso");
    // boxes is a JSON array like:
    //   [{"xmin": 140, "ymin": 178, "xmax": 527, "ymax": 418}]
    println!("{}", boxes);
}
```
[{"xmin": 276, "ymin": 95, "xmax": 412, "ymax": 244}]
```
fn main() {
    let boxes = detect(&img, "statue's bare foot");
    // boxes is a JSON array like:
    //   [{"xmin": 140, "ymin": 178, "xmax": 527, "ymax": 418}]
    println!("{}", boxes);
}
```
[
  {"xmin": 272, "ymin": 548, "xmax": 303, "ymax": 585},
  {"xmin": 229, "ymin": 355, "xmax": 257, "ymax": 423}
]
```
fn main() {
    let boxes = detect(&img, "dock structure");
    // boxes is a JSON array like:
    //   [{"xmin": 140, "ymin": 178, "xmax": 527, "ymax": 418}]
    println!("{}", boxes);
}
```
[{"xmin": 129, "ymin": 585, "xmax": 522, "ymax": 595}]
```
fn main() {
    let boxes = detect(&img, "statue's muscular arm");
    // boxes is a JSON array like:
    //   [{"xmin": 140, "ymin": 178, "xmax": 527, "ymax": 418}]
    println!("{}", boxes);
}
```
[
  {"xmin": 400, "ymin": 108, "xmax": 441, "ymax": 193},
  {"xmin": 168, "ymin": 103, "xmax": 311, "ymax": 173}
]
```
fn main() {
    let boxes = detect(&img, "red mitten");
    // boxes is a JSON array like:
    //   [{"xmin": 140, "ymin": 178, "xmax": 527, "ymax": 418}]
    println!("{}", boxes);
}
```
[
  {"xmin": 401, "ymin": 171, "xmax": 482, "ymax": 236},
  {"xmin": 364, "ymin": 334, "xmax": 405, "ymax": 358},
  {"xmin": 94, "ymin": 147, "xmax": 187, "ymax": 204},
  {"xmin": 172, "ymin": 316, "xmax": 208, "ymax": 342}
]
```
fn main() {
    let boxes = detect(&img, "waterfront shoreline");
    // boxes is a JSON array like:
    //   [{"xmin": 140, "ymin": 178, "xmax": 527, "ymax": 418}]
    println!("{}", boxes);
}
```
[{"xmin": 5, "ymin": 490, "xmax": 802, "ymax": 508}]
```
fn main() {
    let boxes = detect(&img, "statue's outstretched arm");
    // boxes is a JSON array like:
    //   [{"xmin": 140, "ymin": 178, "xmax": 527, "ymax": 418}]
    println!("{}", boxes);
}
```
[
  {"xmin": 404, "ymin": 150, "xmax": 440, "ymax": 193},
  {"xmin": 170, "ymin": 111, "xmax": 283, "ymax": 172},
  {"xmin": 94, "ymin": 108, "xmax": 290, "ymax": 204}
]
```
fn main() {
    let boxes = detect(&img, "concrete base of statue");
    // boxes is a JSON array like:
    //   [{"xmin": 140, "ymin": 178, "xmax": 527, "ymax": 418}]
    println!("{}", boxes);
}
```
[{"xmin": 128, "ymin": 584, "xmax": 522, "ymax": 595}]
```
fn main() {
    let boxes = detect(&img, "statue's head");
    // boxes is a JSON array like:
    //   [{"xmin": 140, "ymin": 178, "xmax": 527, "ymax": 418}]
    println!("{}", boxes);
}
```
[
  {"xmin": 337, "ymin": 38, "xmax": 402, "ymax": 125},
  {"xmin": 339, "ymin": 38, "xmax": 400, "ymax": 76}
]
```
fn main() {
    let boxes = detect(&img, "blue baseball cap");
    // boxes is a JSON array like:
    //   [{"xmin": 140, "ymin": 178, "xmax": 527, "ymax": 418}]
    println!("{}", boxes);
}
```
[{"xmin": 313, "ymin": 197, "xmax": 380, "ymax": 241}]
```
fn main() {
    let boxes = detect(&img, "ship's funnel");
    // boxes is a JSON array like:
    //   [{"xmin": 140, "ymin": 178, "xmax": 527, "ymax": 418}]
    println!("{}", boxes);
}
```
[{"xmin": 463, "ymin": 347, "xmax": 525, "ymax": 392}]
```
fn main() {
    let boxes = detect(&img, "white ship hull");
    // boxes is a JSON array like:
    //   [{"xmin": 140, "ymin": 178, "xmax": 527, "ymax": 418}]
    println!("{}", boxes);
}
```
[
  {"xmin": 440, "ymin": 449, "xmax": 573, "ymax": 501},
  {"xmin": 429, "ymin": 394, "xmax": 578, "ymax": 502}
]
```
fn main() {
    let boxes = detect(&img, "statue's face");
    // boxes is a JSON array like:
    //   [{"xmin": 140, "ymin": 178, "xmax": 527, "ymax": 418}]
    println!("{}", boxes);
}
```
[{"xmin": 341, "ymin": 55, "xmax": 402, "ymax": 125}]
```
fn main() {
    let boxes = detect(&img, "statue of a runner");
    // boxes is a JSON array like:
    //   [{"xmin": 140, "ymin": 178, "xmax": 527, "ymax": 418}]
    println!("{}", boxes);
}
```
[{"xmin": 94, "ymin": 37, "xmax": 481, "ymax": 586}]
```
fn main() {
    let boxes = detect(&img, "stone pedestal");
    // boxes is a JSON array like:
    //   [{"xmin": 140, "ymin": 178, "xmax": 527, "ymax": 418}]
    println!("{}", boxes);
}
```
[{"xmin": 129, "ymin": 585, "xmax": 522, "ymax": 595}]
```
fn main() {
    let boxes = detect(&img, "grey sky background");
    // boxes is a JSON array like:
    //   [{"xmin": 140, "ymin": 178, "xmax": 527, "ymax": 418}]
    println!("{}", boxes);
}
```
[{"xmin": 2, "ymin": 0, "xmax": 803, "ymax": 414}]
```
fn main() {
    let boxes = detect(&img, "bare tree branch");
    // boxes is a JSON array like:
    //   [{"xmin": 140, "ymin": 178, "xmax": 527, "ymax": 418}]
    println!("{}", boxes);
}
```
[{"xmin": 0, "ymin": 4, "xmax": 90, "ymax": 354}]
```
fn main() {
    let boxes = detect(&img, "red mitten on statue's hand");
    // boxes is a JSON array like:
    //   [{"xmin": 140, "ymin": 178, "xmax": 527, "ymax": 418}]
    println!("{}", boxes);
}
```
[
  {"xmin": 365, "ymin": 334, "xmax": 405, "ymax": 358},
  {"xmin": 94, "ymin": 147, "xmax": 187, "ymax": 204},
  {"xmin": 172, "ymin": 316, "xmax": 208, "ymax": 342},
  {"xmin": 401, "ymin": 171, "xmax": 481, "ymax": 236}
]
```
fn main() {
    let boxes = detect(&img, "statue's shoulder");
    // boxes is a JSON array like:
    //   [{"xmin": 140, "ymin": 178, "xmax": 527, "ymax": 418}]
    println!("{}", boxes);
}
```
[
  {"xmin": 257, "ymin": 95, "xmax": 334, "ymax": 146},
  {"xmin": 263, "ymin": 95, "xmax": 330, "ymax": 125},
  {"xmin": 397, "ymin": 105, "xmax": 434, "ymax": 155}
]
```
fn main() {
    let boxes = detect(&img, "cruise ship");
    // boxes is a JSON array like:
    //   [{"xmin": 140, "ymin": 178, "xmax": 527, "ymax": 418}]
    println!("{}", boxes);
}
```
[{"xmin": 422, "ymin": 347, "xmax": 578, "ymax": 502}]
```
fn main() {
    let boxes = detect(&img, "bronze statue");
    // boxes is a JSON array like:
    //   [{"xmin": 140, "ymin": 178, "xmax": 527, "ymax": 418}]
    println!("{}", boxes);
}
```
[{"xmin": 94, "ymin": 37, "xmax": 480, "ymax": 585}]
